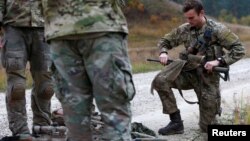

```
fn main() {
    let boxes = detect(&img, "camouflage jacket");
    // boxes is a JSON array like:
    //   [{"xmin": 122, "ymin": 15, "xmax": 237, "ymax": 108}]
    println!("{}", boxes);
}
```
[
  {"xmin": 158, "ymin": 18, "xmax": 245, "ymax": 65},
  {"xmin": 0, "ymin": 0, "xmax": 44, "ymax": 27},
  {"xmin": 42, "ymin": 0, "xmax": 128, "ymax": 40}
]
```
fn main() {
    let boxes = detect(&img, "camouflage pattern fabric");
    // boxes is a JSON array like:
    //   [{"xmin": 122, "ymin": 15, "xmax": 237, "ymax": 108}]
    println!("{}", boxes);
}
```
[
  {"xmin": 158, "ymin": 18, "xmax": 245, "ymax": 65},
  {"xmin": 44, "ymin": 0, "xmax": 135, "ymax": 140},
  {"xmin": 153, "ymin": 18, "xmax": 245, "ymax": 132},
  {"xmin": 42, "ymin": 0, "xmax": 128, "ymax": 40},
  {"xmin": 49, "ymin": 111, "xmax": 156, "ymax": 140},
  {"xmin": 151, "ymin": 59, "xmax": 186, "ymax": 91},
  {"xmin": 50, "ymin": 32, "xmax": 135, "ymax": 141},
  {"xmin": 152, "ymin": 69, "xmax": 221, "ymax": 132},
  {"xmin": 0, "ymin": 0, "xmax": 44, "ymax": 27},
  {"xmin": 51, "ymin": 103, "xmax": 96, "ymax": 126},
  {"xmin": 0, "ymin": 26, "xmax": 53, "ymax": 135}
]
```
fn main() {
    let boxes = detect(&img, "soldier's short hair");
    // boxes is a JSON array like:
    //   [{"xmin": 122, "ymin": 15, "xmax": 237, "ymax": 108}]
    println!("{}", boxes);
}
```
[{"xmin": 183, "ymin": 0, "xmax": 204, "ymax": 14}]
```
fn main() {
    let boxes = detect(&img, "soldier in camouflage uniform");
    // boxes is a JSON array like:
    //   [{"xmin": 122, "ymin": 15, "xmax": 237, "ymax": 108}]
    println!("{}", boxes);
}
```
[
  {"xmin": 151, "ymin": 0, "xmax": 245, "ymax": 135},
  {"xmin": 0, "ymin": 0, "xmax": 54, "ymax": 139},
  {"xmin": 42, "ymin": 0, "xmax": 135, "ymax": 141}
]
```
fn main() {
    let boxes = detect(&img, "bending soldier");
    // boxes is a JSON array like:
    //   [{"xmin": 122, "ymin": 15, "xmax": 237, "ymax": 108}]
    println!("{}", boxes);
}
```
[
  {"xmin": 151, "ymin": 0, "xmax": 245, "ymax": 135},
  {"xmin": 0, "ymin": 0, "xmax": 54, "ymax": 139}
]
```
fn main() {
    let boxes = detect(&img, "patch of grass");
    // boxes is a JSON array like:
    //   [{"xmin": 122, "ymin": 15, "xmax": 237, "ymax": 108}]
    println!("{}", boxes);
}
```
[
  {"xmin": 128, "ymin": 20, "xmax": 183, "ymax": 48},
  {"xmin": 233, "ymin": 94, "xmax": 250, "ymax": 124},
  {"xmin": 132, "ymin": 62, "xmax": 163, "ymax": 74},
  {"xmin": 218, "ymin": 93, "xmax": 250, "ymax": 125}
]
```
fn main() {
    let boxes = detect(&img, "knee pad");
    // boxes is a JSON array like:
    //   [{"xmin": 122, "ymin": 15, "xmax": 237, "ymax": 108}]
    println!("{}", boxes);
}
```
[
  {"xmin": 42, "ymin": 85, "xmax": 54, "ymax": 100},
  {"xmin": 10, "ymin": 83, "xmax": 25, "ymax": 100},
  {"xmin": 38, "ymin": 84, "xmax": 54, "ymax": 100}
]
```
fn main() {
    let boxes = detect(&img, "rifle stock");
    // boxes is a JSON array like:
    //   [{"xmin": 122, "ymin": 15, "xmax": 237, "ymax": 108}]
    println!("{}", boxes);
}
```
[{"xmin": 212, "ymin": 66, "xmax": 229, "ymax": 73}]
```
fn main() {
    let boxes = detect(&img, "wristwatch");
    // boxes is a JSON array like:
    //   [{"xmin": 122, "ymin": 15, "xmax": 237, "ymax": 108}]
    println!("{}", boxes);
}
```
[{"xmin": 217, "ymin": 57, "xmax": 224, "ymax": 65}]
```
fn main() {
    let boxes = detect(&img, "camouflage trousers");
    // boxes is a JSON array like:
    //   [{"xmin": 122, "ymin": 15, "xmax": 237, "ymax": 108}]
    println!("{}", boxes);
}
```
[
  {"xmin": 152, "ymin": 68, "xmax": 221, "ymax": 132},
  {"xmin": 50, "ymin": 32, "xmax": 135, "ymax": 141},
  {"xmin": 1, "ymin": 26, "xmax": 54, "ymax": 135}
]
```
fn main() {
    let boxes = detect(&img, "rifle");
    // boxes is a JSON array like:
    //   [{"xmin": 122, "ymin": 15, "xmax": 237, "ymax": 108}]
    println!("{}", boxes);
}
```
[
  {"xmin": 147, "ymin": 58, "xmax": 229, "ymax": 81},
  {"xmin": 148, "ymin": 58, "xmax": 229, "ymax": 105},
  {"xmin": 147, "ymin": 58, "xmax": 228, "ymax": 72},
  {"xmin": 186, "ymin": 27, "xmax": 229, "ymax": 81}
]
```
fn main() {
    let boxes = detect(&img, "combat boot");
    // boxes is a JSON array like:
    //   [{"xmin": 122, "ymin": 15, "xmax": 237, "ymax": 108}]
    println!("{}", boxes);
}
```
[{"xmin": 158, "ymin": 110, "xmax": 184, "ymax": 135}]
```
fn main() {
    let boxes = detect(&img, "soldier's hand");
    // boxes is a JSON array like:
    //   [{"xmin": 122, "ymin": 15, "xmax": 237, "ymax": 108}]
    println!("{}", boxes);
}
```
[
  {"xmin": 159, "ymin": 53, "xmax": 168, "ymax": 65},
  {"xmin": 204, "ymin": 60, "xmax": 220, "ymax": 72}
]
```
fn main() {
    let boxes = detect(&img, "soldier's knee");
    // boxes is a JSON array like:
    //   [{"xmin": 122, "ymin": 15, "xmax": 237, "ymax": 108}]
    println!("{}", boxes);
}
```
[
  {"xmin": 43, "ymin": 85, "xmax": 54, "ymax": 100},
  {"xmin": 38, "ymin": 84, "xmax": 54, "ymax": 100},
  {"xmin": 9, "ymin": 83, "xmax": 26, "ymax": 100},
  {"xmin": 152, "ymin": 75, "xmax": 168, "ymax": 90}
]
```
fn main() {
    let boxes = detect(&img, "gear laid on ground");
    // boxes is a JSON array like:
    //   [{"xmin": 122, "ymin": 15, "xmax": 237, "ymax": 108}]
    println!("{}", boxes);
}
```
[{"xmin": 0, "ymin": 108, "xmax": 160, "ymax": 141}]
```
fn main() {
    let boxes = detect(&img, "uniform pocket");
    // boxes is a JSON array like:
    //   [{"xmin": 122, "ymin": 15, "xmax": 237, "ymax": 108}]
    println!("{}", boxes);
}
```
[
  {"xmin": 121, "ymin": 67, "xmax": 136, "ymax": 101},
  {"xmin": 4, "ymin": 51, "xmax": 25, "ymax": 71},
  {"xmin": 111, "ymin": 54, "xmax": 135, "ymax": 101}
]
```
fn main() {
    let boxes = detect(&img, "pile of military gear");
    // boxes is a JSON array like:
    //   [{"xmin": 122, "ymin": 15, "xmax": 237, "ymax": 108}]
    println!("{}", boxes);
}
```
[
  {"xmin": 49, "ymin": 108, "xmax": 160, "ymax": 140},
  {"xmin": 1, "ymin": 108, "xmax": 165, "ymax": 141}
]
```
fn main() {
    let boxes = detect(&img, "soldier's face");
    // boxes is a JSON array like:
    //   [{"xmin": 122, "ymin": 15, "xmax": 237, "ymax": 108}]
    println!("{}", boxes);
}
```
[{"xmin": 184, "ymin": 9, "xmax": 205, "ymax": 28}]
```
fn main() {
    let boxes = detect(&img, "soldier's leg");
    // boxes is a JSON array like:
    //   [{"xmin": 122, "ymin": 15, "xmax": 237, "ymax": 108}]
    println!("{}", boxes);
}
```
[
  {"xmin": 50, "ymin": 40, "xmax": 93, "ymax": 141},
  {"xmin": 152, "ymin": 75, "xmax": 178, "ymax": 115},
  {"xmin": 198, "ymin": 73, "xmax": 221, "ymax": 132},
  {"xmin": 152, "ymin": 70, "xmax": 196, "ymax": 115},
  {"xmin": 84, "ymin": 33, "xmax": 135, "ymax": 141},
  {"xmin": 29, "ymin": 29, "xmax": 54, "ymax": 128},
  {"xmin": 1, "ymin": 26, "xmax": 29, "ymax": 135},
  {"xmin": 152, "ymin": 70, "xmax": 198, "ymax": 135}
]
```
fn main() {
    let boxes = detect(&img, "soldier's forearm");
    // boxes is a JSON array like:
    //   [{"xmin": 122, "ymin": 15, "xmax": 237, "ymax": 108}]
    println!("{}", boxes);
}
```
[
  {"xmin": 158, "ymin": 38, "xmax": 172, "ymax": 54},
  {"xmin": 223, "ymin": 45, "xmax": 245, "ymax": 65}
]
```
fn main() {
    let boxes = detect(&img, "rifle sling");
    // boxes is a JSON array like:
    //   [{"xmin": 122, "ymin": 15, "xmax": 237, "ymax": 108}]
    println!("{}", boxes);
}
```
[
  {"xmin": 174, "ymin": 81, "xmax": 199, "ymax": 105},
  {"xmin": 177, "ymin": 89, "xmax": 199, "ymax": 104}
]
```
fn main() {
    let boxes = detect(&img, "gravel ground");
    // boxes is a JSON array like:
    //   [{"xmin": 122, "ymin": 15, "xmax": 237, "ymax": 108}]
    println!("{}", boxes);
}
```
[{"xmin": 1, "ymin": 58, "xmax": 250, "ymax": 140}]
